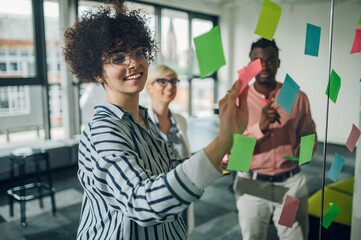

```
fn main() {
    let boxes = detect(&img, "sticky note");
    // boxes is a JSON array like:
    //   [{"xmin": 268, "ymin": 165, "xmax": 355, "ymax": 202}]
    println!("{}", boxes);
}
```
[
  {"xmin": 322, "ymin": 203, "xmax": 340, "ymax": 229},
  {"xmin": 327, "ymin": 153, "xmax": 345, "ymax": 182},
  {"xmin": 284, "ymin": 156, "xmax": 299, "ymax": 161},
  {"xmin": 304, "ymin": 23, "xmax": 321, "ymax": 57},
  {"xmin": 299, "ymin": 133, "xmax": 315, "ymax": 165},
  {"xmin": 359, "ymin": 17, "xmax": 361, "ymax": 25},
  {"xmin": 350, "ymin": 29, "xmax": 361, "ymax": 54},
  {"xmin": 278, "ymin": 195, "xmax": 300, "ymax": 228},
  {"xmin": 254, "ymin": 0, "xmax": 282, "ymax": 41},
  {"xmin": 325, "ymin": 69, "xmax": 341, "ymax": 103},
  {"xmin": 276, "ymin": 74, "xmax": 300, "ymax": 114},
  {"xmin": 227, "ymin": 134, "xmax": 257, "ymax": 172},
  {"xmin": 237, "ymin": 58, "xmax": 262, "ymax": 95},
  {"xmin": 345, "ymin": 124, "xmax": 361, "ymax": 152},
  {"xmin": 194, "ymin": 26, "xmax": 226, "ymax": 79}
]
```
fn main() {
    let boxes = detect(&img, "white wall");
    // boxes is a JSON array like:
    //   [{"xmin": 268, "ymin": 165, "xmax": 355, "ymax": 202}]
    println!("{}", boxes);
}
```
[{"xmin": 219, "ymin": 0, "xmax": 361, "ymax": 145}]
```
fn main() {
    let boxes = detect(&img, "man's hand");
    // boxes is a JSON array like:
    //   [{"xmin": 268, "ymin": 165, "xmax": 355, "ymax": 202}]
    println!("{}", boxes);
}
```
[{"xmin": 259, "ymin": 98, "xmax": 280, "ymax": 133}]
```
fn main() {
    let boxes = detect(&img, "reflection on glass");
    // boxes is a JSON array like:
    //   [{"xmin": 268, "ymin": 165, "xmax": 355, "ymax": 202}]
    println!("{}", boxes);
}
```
[
  {"xmin": 192, "ymin": 78, "xmax": 214, "ymax": 117},
  {"xmin": 0, "ymin": 0, "xmax": 36, "ymax": 78}
]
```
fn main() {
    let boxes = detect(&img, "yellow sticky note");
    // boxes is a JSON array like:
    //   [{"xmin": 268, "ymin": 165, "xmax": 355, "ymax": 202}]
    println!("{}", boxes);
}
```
[{"xmin": 254, "ymin": 0, "xmax": 282, "ymax": 41}]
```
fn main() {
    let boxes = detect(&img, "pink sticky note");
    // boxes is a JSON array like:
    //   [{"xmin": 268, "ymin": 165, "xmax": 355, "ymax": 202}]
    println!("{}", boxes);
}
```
[
  {"xmin": 345, "ymin": 124, "xmax": 361, "ymax": 152},
  {"xmin": 237, "ymin": 58, "xmax": 262, "ymax": 95},
  {"xmin": 350, "ymin": 29, "xmax": 361, "ymax": 54},
  {"xmin": 278, "ymin": 195, "xmax": 300, "ymax": 228}
]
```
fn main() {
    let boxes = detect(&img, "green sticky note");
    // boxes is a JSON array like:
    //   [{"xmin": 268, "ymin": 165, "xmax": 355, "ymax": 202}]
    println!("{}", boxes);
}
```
[
  {"xmin": 284, "ymin": 156, "xmax": 299, "ymax": 161},
  {"xmin": 299, "ymin": 133, "xmax": 315, "ymax": 166},
  {"xmin": 358, "ymin": 17, "xmax": 361, "ymax": 25},
  {"xmin": 227, "ymin": 134, "xmax": 257, "ymax": 172},
  {"xmin": 322, "ymin": 203, "xmax": 340, "ymax": 229},
  {"xmin": 254, "ymin": 0, "xmax": 282, "ymax": 41},
  {"xmin": 194, "ymin": 26, "xmax": 226, "ymax": 79},
  {"xmin": 325, "ymin": 69, "xmax": 341, "ymax": 103}
]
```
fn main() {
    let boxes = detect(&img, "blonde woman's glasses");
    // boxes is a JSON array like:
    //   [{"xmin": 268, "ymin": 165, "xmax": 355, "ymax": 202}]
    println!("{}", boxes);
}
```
[{"xmin": 152, "ymin": 78, "xmax": 179, "ymax": 87}]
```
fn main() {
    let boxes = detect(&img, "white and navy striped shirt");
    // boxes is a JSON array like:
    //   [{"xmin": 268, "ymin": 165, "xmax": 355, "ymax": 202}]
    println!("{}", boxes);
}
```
[{"xmin": 77, "ymin": 103, "xmax": 221, "ymax": 239}]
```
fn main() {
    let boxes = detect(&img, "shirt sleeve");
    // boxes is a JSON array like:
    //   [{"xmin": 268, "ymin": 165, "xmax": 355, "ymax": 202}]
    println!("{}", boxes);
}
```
[
  {"xmin": 181, "ymin": 149, "xmax": 223, "ymax": 189},
  {"xmin": 87, "ymin": 118, "xmax": 207, "ymax": 227}
]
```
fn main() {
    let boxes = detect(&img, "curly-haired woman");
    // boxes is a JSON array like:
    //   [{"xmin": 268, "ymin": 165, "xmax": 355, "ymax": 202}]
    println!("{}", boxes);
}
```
[{"xmin": 63, "ymin": 1, "xmax": 248, "ymax": 239}]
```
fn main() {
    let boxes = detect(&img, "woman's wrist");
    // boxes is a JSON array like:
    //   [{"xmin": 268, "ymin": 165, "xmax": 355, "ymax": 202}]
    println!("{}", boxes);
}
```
[{"xmin": 203, "ymin": 136, "xmax": 231, "ymax": 170}]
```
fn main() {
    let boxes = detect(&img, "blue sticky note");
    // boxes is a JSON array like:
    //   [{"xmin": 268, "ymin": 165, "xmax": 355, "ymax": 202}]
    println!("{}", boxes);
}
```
[
  {"xmin": 327, "ymin": 153, "xmax": 345, "ymax": 182},
  {"xmin": 305, "ymin": 23, "xmax": 321, "ymax": 57},
  {"xmin": 276, "ymin": 74, "xmax": 300, "ymax": 114}
]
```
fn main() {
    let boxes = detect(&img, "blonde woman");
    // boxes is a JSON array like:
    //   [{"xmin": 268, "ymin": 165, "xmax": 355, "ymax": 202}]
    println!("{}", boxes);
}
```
[{"xmin": 146, "ymin": 65, "xmax": 194, "ymax": 233}]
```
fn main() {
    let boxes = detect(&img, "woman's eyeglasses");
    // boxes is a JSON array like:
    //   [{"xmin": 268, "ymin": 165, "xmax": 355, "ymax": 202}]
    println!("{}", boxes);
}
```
[
  {"xmin": 105, "ymin": 47, "xmax": 148, "ymax": 67},
  {"xmin": 152, "ymin": 78, "xmax": 180, "ymax": 87}
]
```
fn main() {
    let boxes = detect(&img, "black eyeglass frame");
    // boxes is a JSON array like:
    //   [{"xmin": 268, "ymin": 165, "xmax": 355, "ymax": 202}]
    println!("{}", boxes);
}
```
[{"xmin": 152, "ymin": 78, "xmax": 180, "ymax": 87}]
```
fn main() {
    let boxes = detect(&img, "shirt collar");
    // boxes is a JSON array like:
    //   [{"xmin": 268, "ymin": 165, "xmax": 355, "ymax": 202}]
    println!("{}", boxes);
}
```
[{"xmin": 94, "ymin": 102, "xmax": 149, "ymax": 122}]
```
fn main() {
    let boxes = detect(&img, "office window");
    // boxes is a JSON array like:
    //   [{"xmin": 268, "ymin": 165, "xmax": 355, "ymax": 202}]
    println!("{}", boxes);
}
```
[
  {"xmin": 9, "ymin": 62, "xmax": 18, "ymax": 71},
  {"xmin": 44, "ymin": 0, "xmax": 65, "ymax": 139},
  {"xmin": 0, "ymin": 63, "xmax": 6, "ymax": 71},
  {"xmin": 191, "ymin": 18, "xmax": 215, "ymax": 117},
  {"xmin": 159, "ymin": 9, "xmax": 190, "ymax": 115},
  {"xmin": 0, "ymin": 0, "xmax": 36, "ymax": 79}
]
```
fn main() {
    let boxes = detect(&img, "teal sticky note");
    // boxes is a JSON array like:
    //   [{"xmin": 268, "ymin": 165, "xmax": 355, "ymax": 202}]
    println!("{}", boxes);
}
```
[
  {"xmin": 322, "ymin": 203, "xmax": 340, "ymax": 229},
  {"xmin": 325, "ymin": 69, "xmax": 341, "ymax": 103},
  {"xmin": 304, "ymin": 23, "xmax": 321, "ymax": 57},
  {"xmin": 227, "ymin": 134, "xmax": 257, "ymax": 172},
  {"xmin": 299, "ymin": 133, "xmax": 315, "ymax": 166},
  {"xmin": 276, "ymin": 74, "xmax": 300, "ymax": 114},
  {"xmin": 327, "ymin": 153, "xmax": 345, "ymax": 182},
  {"xmin": 194, "ymin": 26, "xmax": 226, "ymax": 79},
  {"xmin": 254, "ymin": 0, "xmax": 282, "ymax": 41}
]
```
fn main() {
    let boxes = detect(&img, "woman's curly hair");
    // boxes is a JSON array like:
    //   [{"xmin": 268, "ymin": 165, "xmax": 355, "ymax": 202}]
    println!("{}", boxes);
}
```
[{"xmin": 63, "ymin": 0, "xmax": 156, "ymax": 83}]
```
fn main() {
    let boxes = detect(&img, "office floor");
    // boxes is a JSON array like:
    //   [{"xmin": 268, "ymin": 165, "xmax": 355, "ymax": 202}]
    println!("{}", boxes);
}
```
[{"xmin": 0, "ymin": 142, "xmax": 355, "ymax": 240}]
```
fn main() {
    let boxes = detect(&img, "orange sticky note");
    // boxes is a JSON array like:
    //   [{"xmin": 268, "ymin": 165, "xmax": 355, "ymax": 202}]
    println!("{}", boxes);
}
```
[
  {"xmin": 278, "ymin": 195, "xmax": 300, "ymax": 228},
  {"xmin": 237, "ymin": 58, "xmax": 262, "ymax": 95},
  {"xmin": 345, "ymin": 124, "xmax": 361, "ymax": 152},
  {"xmin": 350, "ymin": 29, "xmax": 361, "ymax": 54}
]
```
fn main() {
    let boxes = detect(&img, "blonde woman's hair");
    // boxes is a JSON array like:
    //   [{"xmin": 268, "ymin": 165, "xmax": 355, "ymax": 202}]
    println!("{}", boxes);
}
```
[{"xmin": 147, "ymin": 65, "xmax": 178, "ymax": 86}]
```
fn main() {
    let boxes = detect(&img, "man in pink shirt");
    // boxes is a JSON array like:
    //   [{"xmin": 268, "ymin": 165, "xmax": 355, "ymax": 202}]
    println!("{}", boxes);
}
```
[{"xmin": 233, "ymin": 38, "xmax": 317, "ymax": 240}]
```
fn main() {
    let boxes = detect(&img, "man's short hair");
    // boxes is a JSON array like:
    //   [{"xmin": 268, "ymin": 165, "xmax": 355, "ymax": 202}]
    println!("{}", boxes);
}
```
[{"xmin": 249, "ymin": 38, "xmax": 279, "ymax": 58}]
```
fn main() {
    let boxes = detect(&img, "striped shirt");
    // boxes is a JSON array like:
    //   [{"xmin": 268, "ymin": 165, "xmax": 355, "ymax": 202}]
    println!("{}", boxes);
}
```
[{"xmin": 77, "ymin": 102, "xmax": 221, "ymax": 239}]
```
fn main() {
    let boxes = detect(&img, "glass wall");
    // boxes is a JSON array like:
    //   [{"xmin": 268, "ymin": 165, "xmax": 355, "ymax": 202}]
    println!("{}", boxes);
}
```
[{"xmin": 0, "ymin": 0, "xmax": 46, "ymax": 146}]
